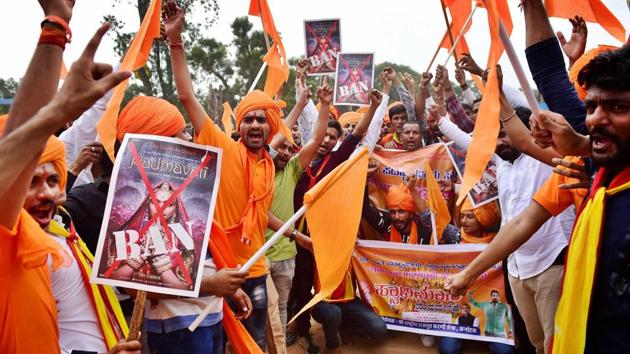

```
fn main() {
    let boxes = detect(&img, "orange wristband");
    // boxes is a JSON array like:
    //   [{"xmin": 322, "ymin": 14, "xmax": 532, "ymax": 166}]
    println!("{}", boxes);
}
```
[
  {"xmin": 39, "ymin": 27, "xmax": 68, "ymax": 49},
  {"xmin": 41, "ymin": 15, "xmax": 72, "ymax": 43}
]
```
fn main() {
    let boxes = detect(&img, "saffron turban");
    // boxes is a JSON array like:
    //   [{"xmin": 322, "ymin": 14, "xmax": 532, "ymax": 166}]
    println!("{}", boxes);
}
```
[
  {"xmin": 0, "ymin": 115, "xmax": 67, "ymax": 190},
  {"xmin": 568, "ymin": 45, "xmax": 618, "ymax": 101},
  {"xmin": 460, "ymin": 198, "xmax": 501, "ymax": 228},
  {"xmin": 234, "ymin": 90, "xmax": 283, "ymax": 144},
  {"xmin": 338, "ymin": 112, "xmax": 362, "ymax": 127},
  {"xmin": 316, "ymin": 102, "xmax": 339, "ymax": 119},
  {"xmin": 116, "ymin": 96, "xmax": 186, "ymax": 141},
  {"xmin": 386, "ymin": 183, "xmax": 416, "ymax": 212},
  {"xmin": 356, "ymin": 106, "xmax": 369, "ymax": 114}
]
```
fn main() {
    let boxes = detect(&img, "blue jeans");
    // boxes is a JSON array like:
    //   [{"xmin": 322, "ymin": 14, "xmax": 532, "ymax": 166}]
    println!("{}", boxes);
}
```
[
  {"xmin": 147, "ymin": 322, "xmax": 223, "ymax": 354},
  {"xmin": 237, "ymin": 275, "xmax": 268, "ymax": 350},
  {"xmin": 439, "ymin": 337, "xmax": 515, "ymax": 354},
  {"xmin": 311, "ymin": 298, "xmax": 387, "ymax": 349}
]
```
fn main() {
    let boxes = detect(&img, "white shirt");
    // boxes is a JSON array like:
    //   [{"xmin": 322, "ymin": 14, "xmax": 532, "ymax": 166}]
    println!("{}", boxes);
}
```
[
  {"xmin": 48, "ymin": 236, "xmax": 107, "ymax": 354},
  {"xmin": 438, "ymin": 117, "xmax": 574, "ymax": 279}
]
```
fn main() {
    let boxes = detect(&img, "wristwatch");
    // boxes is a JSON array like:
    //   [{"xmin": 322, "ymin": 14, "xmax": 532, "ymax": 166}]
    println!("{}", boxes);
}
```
[{"xmin": 289, "ymin": 229, "xmax": 298, "ymax": 242}]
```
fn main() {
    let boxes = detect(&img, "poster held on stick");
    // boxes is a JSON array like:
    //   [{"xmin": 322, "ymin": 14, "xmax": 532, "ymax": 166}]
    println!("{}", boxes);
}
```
[
  {"xmin": 90, "ymin": 135, "xmax": 223, "ymax": 298},
  {"xmin": 333, "ymin": 53, "xmax": 375, "ymax": 106},
  {"xmin": 304, "ymin": 19, "xmax": 341, "ymax": 76},
  {"xmin": 127, "ymin": 290, "xmax": 147, "ymax": 341}
]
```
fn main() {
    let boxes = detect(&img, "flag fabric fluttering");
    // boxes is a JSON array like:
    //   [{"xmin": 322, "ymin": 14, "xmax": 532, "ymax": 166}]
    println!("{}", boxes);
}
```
[
  {"xmin": 290, "ymin": 147, "xmax": 370, "ymax": 321},
  {"xmin": 440, "ymin": 0, "xmax": 473, "ymax": 56},
  {"xmin": 545, "ymin": 0, "xmax": 626, "ymax": 43},
  {"xmin": 96, "ymin": 0, "xmax": 162, "ymax": 161},
  {"xmin": 248, "ymin": 0, "xmax": 290, "ymax": 97},
  {"xmin": 221, "ymin": 102, "xmax": 234, "ymax": 137},
  {"xmin": 425, "ymin": 161, "xmax": 452, "ymax": 244}
]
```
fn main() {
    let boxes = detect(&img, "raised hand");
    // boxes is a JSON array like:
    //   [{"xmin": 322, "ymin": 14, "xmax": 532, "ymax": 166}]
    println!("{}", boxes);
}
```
[
  {"xmin": 369, "ymin": 89, "xmax": 383, "ymax": 108},
  {"xmin": 533, "ymin": 110, "xmax": 590, "ymax": 156},
  {"xmin": 296, "ymin": 58, "xmax": 311, "ymax": 82},
  {"xmin": 51, "ymin": 23, "xmax": 131, "ymax": 127},
  {"xmin": 38, "ymin": 0, "xmax": 74, "ymax": 23},
  {"xmin": 552, "ymin": 158, "xmax": 591, "ymax": 190},
  {"xmin": 163, "ymin": 1, "xmax": 185, "ymax": 42},
  {"xmin": 317, "ymin": 84, "xmax": 333, "ymax": 105},
  {"xmin": 296, "ymin": 78, "xmax": 312, "ymax": 104},
  {"xmin": 69, "ymin": 142, "xmax": 103, "ymax": 175},
  {"xmin": 455, "ymin": 66, "xmax": 466, "ymax": 87},
  {"xmin": 557, "ymin": 15, "xmax": 587, "ymax": 68},
  {"xmin": 458, "ymin": 53, "xmax": 483, "ymax": 76},
  {"xmin": 379, "ymin": 71, "xmax": 392, "ymax": 95},
  {"xmin": 419, "ymin": 72, "xmax": 433, "ymax": 91}
]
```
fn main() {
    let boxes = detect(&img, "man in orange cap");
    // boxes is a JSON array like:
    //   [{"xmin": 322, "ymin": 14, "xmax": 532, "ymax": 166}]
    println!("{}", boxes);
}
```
[
  {"xmin": 167, "ymin": 3, "xmax": 281, "ymax": 349},
  {"xmin": 0, "ymin": 7, "xmax": 137, "ymax": 353},
  {"xmin": 338, "ymin": 111, "xmax": 361, "ymax": 139},
  {"xmin": 457, "ymin": 198, "xmax": 501, "ymax": 244}
]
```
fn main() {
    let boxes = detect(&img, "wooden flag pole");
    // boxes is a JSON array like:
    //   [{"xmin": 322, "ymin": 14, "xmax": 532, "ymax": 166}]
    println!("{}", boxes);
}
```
[
  {"xmin": 443, "ymin": 5, "xmax": 478, "ymax": 66},
  {"xmin": 440, "ymin": 0, "xmax": 459, "ymax": 64},
  {"xmin": 426, "ymin": 30, "xmax": 448, "ymax": 73},
  {"xmin": 126, "ymin": 290, "xmax": 147, "ymax": 341},
  {"xmin": 248, "ymin": 62, "xmax": 268, "ymax": 93},
  {"xmin": 188, "ymin": 205, "xmax": 308, "ymax": 332},
  {"xmin": 498, "ymin": 20, "xmax": 540, "ymax": 115}
]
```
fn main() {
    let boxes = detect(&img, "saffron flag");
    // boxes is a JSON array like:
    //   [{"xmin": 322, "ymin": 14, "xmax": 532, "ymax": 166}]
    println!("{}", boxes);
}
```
[
  {"xmin": 425, "ymin": 161, "xmax": 452, "ymax": 245},
  {"xmin": 545, "ymin": 0, "xmax": 626, "ymax": 43},
  {"xmin": 440, "ymin": 0, "xmax": 473, "ymax": 56},
  {"xmin": 221, "ymin": 102, "xmax": 234, "ymax": 137},
  {"xmin": 292, "ymin": 147, "xmax": 369, "ymax": 321},
  {"xmin": 97, "ymin": 0, "xmax": 162, "ymax": 161},
  {"xmin": 249, "ymin": 0, "xmax": 290, "ymax": 97},
  {"xmin": 457, "ymin": 0, "xmax": 507, "ymax": 205}
]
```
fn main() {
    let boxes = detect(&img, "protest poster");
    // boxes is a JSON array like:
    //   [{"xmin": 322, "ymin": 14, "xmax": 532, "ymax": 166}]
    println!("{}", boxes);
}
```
[
  {"xmin": 352, "ymin": 240, "xmax": 515, "ymax": 346},
  {"xmin": 333, "ymin": 53, "xmax": 374, "ymax": 106},
  {"xmin": 304, "ymin": 19, "xmax": 341, "ymax": 76},
  {"xmin": 445, "ymin": 141, "xmax": 499, "ymax": 207},
  {"xmin": 91, "ymin": 135, "xmax": 222, "ymax": 297}
]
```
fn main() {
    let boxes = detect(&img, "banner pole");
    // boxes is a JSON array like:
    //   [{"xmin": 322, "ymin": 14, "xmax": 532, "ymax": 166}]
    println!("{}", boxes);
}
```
[
  {"xmin": 248, "ymin": 62, "xmax": 268, "ymax": 93},
  {"xmin": 497, "ymin": 20, "xmax": 540, "ymax": 115},
  {"xmin": 126, "ymin": 290, "xmax": 147, "ymax": 340},
  {"xmin": 440, "ymin": 0, "xmax": 459, "ymax": 64},
  {"xmin": 188, "ymin": 205, "xmax": 307, "ymax": 332},
  {"xmin": 443, "ymin": 5, "xmax": 478, "ymax": 66},
  {"xmin": 426, "ymin": 31, "xmax": 448, "ymax": 73}
]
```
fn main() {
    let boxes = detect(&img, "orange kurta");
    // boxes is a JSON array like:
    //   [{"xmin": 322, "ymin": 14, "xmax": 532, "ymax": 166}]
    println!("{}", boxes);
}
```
[
  {"xmin": 0, "ymin": 210, "xmax": 68, "ymax": 354},
  {"xmin": 196, "ymin": 120, "xmax": 273, "ymax": 278}
]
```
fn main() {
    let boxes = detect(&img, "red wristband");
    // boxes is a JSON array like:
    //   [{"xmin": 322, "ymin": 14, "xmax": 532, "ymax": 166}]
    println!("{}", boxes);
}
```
[
  {"xmin": 41, "ymin": 15, "xmax": 72, "ymax": 44},
  {"xmin": 39, "ymin": 27, "xmax": 68, "ymax": 49}
]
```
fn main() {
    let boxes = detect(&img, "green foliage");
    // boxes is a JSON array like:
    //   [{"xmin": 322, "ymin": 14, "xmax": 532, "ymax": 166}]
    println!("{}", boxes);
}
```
[{"xmin": 0, "ymin": 78, "xmax": 18, "ymax": 99}]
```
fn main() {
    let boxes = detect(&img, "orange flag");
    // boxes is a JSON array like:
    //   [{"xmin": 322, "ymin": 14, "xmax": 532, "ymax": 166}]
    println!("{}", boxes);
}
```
[
  {"xmin": 208, "ymin": 222, "xmax": 263, "ymax": 354},
  {"xmin": 291, "ymin": 147, "xmax": 369, "ymax": 321},
  {"xmin": 545, "ymin": 0, "xmax": 626, "ymax": 43},
  {"xmin": 457, "ymin": 0, "xmax": 507, "ymax": 205},
  {"xmin": 425, "ymin": 161, "xmax": 451, "ymax": 244},
  {"xmin": 97, "ymin": 0, "xmax": 162, "ymax": 160},
  {"xmin": 440, "ymin": 0, "xmax": 473, "ymax": 56},
  {"xmin": 221, "ymin": 102, "xmax": 234, "ymax": 137},
  {"xmin": 248, "ymin": 0, "xmax": 290, "ymax": 97}
]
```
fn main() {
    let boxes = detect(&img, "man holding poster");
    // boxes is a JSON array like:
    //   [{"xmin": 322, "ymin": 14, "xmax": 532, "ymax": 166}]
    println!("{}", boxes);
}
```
[
  {"xmin": 334, "ymin": 53, "xmax": 375, "ymax": 106},
  {"xmin": 304, "ymin": 19, "xmax": 340, "ymax": 75}
]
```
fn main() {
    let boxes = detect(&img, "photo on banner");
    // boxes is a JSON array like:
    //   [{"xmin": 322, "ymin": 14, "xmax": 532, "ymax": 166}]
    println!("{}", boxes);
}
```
[
  {"xmin": 91, "ymin": 135, "xmax": 222, "ymax": 297},
  {"xmin": 352, "ymin": 240, "xmax": 515, "ymax": 346},
  {"xmin": 304, "ymin": 19, "xmax": 341, "ymax": 76},
  {"xmin": 333, "ymin": 52, "xmax": 375, "ymax": 106},
  {"xmin": 445, "ymin": 142, "xmax": 498, "ymax": 207}
]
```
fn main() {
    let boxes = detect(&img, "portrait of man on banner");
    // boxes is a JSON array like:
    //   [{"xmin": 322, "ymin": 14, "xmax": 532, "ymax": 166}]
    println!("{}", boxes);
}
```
[
  {"xmin": 334, "ymin": 52, "xmax": 375, "ymax": 106},
  {"xmin": 91, "ymin": 135, "xmax": 222, "ymax": 297},
  {"xmin": 304, "ymin": 19, "xmax": 341, "ymax": 76}
]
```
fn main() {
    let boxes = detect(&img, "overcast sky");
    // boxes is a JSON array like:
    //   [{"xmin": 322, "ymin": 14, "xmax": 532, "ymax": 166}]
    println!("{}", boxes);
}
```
[{"xmin": 1, "ymin": 1, "xmax": 628, "ymax": 90}]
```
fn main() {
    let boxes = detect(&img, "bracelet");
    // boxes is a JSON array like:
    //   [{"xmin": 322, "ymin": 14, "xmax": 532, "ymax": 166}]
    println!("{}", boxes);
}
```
[
  {"xmin": 168, "ymin": 39, "xmax": 184, "ymax": 49},
  {"xmin": 39, "ymin": 27, "xmax": 68, "ymax": 49},
  {"xmin": 41, "ymin": 15, "xmax": 72, "ymax": 43},
  {"xmin": 500, "ymin": 110, "xmax": 517, "ymax": 123},
  {"xmin": 289, "ymin": 229, "xmax": 298, "ymax": 242}
]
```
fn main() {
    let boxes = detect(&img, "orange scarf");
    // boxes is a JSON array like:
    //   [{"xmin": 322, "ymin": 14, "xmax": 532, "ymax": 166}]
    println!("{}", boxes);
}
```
[
  {"xmin": 461, "ymin": 231, "xmax": 496, "ymax": 244},
  {"xmin": 224, "ymin": 142, "xmax": 275, "ymax": 245},
  {"xmin": 389, "ymin": 221, "xmax": 419, "ymax": 244}
]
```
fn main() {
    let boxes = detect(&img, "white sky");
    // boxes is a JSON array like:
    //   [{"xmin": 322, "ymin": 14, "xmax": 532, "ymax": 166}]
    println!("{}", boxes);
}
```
[{"xmin": 1, "ymin": 1, "xmax": 628, "ymax": 90}]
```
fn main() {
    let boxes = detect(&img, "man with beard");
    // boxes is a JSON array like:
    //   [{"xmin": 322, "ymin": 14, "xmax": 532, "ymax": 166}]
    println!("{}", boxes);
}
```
[
  {"xmin": 399, "ymin": 121, "xmax": 423, "ymax": 151},
  {"xmin": 469, "ymin": 290, "xmax": 513, "ymax": 338},
  {"xmin": 438, "ymin": 66, "xmax": 574, "ymax": 354},
  {"xmin": 447, "ymin": 45, "xmax": 630, "ymax": 354},
  {"xmin": 265, "ymin": 84, "xmax": 331, "ymax": 336},
  {"xmin": 290, "ymin": 89, "xmax": 382, "ymax": 351}
]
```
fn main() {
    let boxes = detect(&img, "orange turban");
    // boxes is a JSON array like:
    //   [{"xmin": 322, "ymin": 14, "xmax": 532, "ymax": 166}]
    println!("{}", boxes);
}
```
[
  {"xmin": 116, "ymin": 96, "xmax": 186, "ymax": 141},
  {"xmin": 0, "ymin": 115, "xmax": 67, "ymax": 190},
  {"xmin": 234, "ymin": 90, "xmax": 283, "ymax": 144},
  {"xmin": 386, "ymin": 183, "xmax": 416, "ymax": 212},
  {"xmin": 568, "ymin": 45, "xmax": 618, "ymax": 101},
  {"xmin": 316, "ymin": 102, "xmax": 339, "ymax": 119},
  {"xmin": 461, "ymin": 198, "xmax": 501, "ymax": 228},
  {"xmin": 356, "ymin": 106, "xmax": 369, "ymax": 114},
  {"xmin": 338, "ymin": 112, "xmax": 362, "ymax": 127}
]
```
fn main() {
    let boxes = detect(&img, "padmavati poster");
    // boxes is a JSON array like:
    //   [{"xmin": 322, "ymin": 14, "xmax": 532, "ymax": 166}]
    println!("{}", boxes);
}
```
[
  {"xmin": 91, "ymin": 135, "xmax": 222, "ymax": 297},
  {"xmin": 352, "ymin": 240, "xmax": 515, "ymax": 346},
  {"xmin": 333, "ymin": 52, "xmax": 375, "ymax": 106},
  {"xmin": 304, "ymin": 19, "xmax": 341, "ymax": 76}
]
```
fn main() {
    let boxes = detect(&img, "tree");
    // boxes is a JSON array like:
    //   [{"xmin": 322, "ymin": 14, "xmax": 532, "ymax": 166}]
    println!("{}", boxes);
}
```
[{"xmin": 0, "ymin": 78, "xmax": 18, "ymax": 99}]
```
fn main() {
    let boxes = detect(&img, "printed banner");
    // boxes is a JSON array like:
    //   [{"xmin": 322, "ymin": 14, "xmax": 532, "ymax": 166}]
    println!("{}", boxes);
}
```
[
  {"xmin": 368, "ymin": 143, "xmax": 456, "ymax": 212},
  {"xmin": 304, "ymin": 19, "xmax": 341, "ymax": 76},
  {"xmin": 352, "ymin": 240, "xmax": 515, "ymax": 346},
  {"xmin": 91, "ymin": 135, "xmax": 222, "ymax": 297},
  {"xmin": 445, "ymin": 141, "xmax": 498, "ymax": 207},
  {"xmin": 333, "ymin": 52, "xmax": 374, "ymax": 106}
]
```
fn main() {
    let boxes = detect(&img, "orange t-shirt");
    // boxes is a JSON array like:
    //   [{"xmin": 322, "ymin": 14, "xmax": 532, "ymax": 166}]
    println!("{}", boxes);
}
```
[
  {"xmin": 196, "ymin": 119, "xmax": 273, "ymax": 278},
  {"xmin": 533, "ymin": 156, "xmax": 588, "ymax": 216},
  {"xmin": 0, "ymin": 210, "xmax": 61, "ymax": 354}
]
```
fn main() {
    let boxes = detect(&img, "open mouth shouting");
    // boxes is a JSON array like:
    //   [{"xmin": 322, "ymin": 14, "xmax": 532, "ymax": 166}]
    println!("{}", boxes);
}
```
[{"xmin": 28, "ymin": 202, "xmax": 55, "ymax": 227}]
